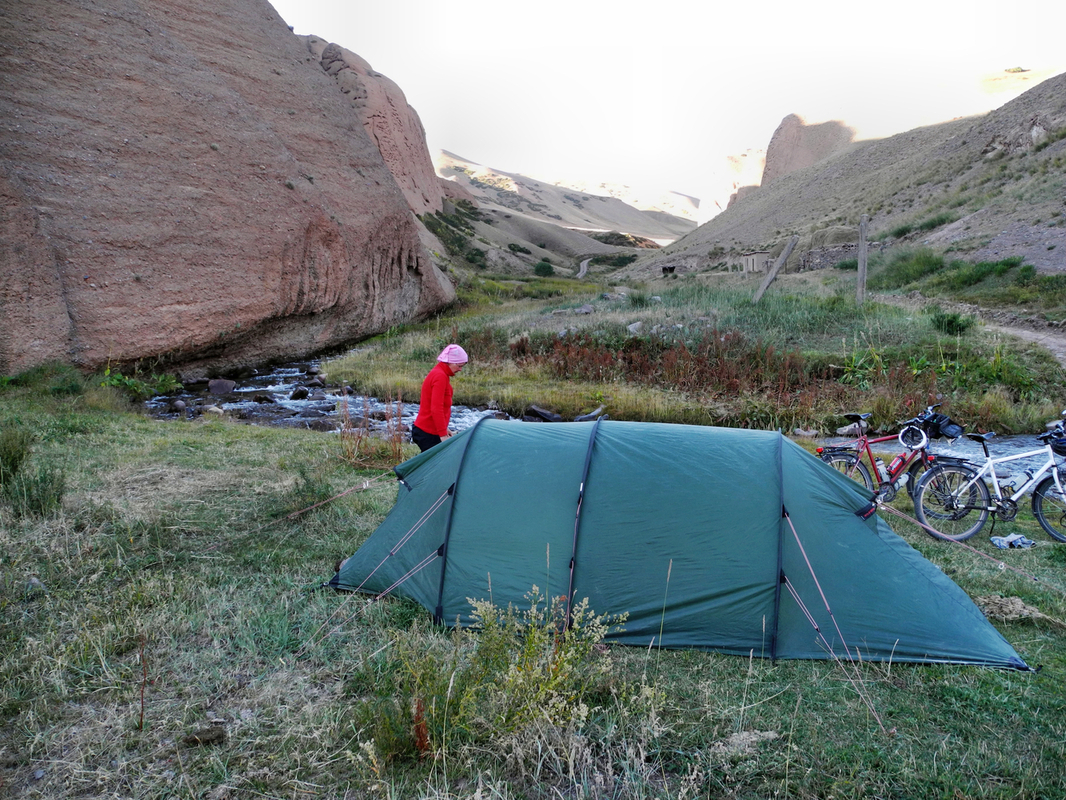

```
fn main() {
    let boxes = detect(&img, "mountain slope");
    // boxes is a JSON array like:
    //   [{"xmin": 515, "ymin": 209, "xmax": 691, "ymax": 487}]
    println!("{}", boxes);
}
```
[
  {"xmin": 625, "ymin": 71, "xmax": 1066, "ymax": 278},
  {"xmin": 435, "ymin": 151, "xmax": 697, "ymax": 243}
]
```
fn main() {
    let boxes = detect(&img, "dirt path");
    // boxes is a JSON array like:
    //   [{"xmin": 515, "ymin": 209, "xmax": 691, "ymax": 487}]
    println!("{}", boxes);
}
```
[
  {"xmin": 874, "ymin": 292, "xmax": 1066, "ymax": 368},
  {"xmin": 983, "ymin": 323, "xmax": 1066, "ymax": 367}
]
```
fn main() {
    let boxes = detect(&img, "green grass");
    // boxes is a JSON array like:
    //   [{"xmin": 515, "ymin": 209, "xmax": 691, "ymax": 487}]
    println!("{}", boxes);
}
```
[
  {"xmin": 2, "ymin": 370, "xmax": 1066, "ymax": 798},
  {"xmin": 866, "ymin": 248, "xmax": 1066, "ymax": 323},
  {"xmin": 326, "ymin": 272, "xmax": 1066, "ymax": 434}
]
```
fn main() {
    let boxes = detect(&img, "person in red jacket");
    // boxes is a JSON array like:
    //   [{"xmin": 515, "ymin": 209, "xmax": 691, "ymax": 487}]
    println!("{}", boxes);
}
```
[{"xmin": 411, "ymin": 344, "xmax": 468, "ymax": 452}]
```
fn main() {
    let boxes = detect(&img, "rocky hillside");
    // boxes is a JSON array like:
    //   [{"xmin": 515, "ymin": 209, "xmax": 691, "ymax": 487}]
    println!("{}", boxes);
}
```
[
  {"xmin": 435, "ymin": 151, "xmax": 697, "ymax": 243},
  {"xmin": 0, "ymin": 0, "xmax": 455, "ymax": 380},
  {"xmin": 624, "ymin": 71, "xmax": 1066, "ymax": 278}
]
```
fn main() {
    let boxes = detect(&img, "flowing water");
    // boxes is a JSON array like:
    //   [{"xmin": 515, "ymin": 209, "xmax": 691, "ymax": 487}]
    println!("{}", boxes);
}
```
[{"xmin": 144, "ymin": 360, "xmax": 505, "ymax": 434}]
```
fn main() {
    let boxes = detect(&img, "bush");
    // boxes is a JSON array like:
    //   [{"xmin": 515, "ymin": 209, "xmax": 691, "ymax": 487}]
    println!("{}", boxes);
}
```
[
  {"xmin": 507, "ymin": 243, "xmax": 532, "ymax": 255},
  {"xmin": 1015, "ymin": 264, "xmax": 1038, "ymax": 285},
  {"xmin": 364, "ymin": 589, "xmax": 625, "ymax": 764},
  {"xmin": 931, "ymin": 310, "xmax": 976, "ymax": 336},
  {"xmin": 590, "ymin": 253, "xmax": 638, "ymax": 267},
  {"xmin": 533, "ymin": 260, "xmax": 554, "ymax": 277},
  {"xmin": 100, "ymin": 367, "xmax": 183, "ymax": 400},
  {"xmin": 868, "ymin": 248, "xmax": 944, "ymax": 289},
  {"xmin": 0, "ymin": 425, "xmax": 33, "ymax": 486},
  {"xmin": 3, "ymin": 464, "xmax": 66, "ymax": 518},
  {"xmin": 917, "ymin": 212, "xmax": 959, "ymax": 232}
]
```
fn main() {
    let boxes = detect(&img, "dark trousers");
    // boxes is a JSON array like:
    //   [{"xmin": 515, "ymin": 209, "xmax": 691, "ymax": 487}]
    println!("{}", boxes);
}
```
[{"xmin": 411, "ymin": 424, "xmax": 442, "ymax": 453}]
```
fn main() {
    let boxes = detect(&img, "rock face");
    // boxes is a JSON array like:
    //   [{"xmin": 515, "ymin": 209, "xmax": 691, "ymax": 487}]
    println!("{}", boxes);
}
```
[
  {"xmin": 0, "ymin": 0, "xmax": 455, "ymax": 379},
  {"xmin": 760, "ymin": 114, "xmax": 856, "ymax": 186},
  {"xmin": 302, "ymin": 36, "xmax": 455, "ymax": 218}
]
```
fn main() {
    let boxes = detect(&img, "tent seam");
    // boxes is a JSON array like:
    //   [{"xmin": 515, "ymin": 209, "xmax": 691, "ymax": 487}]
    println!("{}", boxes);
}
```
[
  {"xmin": 432, "ymin": 416, "xmax": 490, "ymax": 624},
  {"xmin": 771, "ymin": 432, "xmax": 785, "ymax": 661},
  {"xmin": 566, "ymin": 418, "xmax": 604, "ymax": 628}
]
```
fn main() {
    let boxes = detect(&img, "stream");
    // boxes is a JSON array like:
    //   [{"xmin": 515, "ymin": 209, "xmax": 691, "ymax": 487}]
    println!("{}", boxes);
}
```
[{"xmin": 144, "ymin": 360, "xmax": 506, "ymax": 434}]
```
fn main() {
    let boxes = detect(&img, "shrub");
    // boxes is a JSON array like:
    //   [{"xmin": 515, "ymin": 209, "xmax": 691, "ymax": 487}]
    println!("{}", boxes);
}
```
[
  {"xmin": 931, "ymin": 310, "xmax": 976, "ymax": 336},
  {"xmin": 507, "ymin": 243, "xmax": 532, "ymax": 255},
  {"xmin": 628, "ymin": 291, "xmax": 650, "ymax": 308},
  {"xmin": 3, "ymin": 464, "xmax": 66, "ymax": 518},
  {"xmin": 590, "ymin": 253, "xmax": 638, "ymax": 267},
  {"xmin": 1015, "ymin": 264, "xmax": 1038, "ymax": 285},
  {"xmin": 868, "ymin": 248, "xmax": 944, "ymax": 289},
  {"xmin": 363, "ymin": 588, "xmax": 625, "ymax": 764},
  {"xmin": 100, "ymin": 368, "xmax": 183, "ymax": 400},
  {"xmin": 917, "ymin": 212, "xmax": 958, "ymax": 232},
  {"xmin": 0, "ymin": 425, "xmax": 33, "ymax": 486},
  {"xmin": 834, "ymin": 258, "xmax": 858, "ymax": 270},
  {"xmin": 533, "ymin": 260, "xmax": 554, "ymax": 277}
]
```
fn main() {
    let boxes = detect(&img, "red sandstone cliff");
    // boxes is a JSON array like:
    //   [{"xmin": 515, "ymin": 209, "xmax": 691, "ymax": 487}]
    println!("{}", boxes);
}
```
[
  {"xmin": 0, "ymin": 0, "xmax": 455, "ymax": 380},
  {"xmin": 302, "ymin": 36, "xmax": 469, "ymax": 218},
  {"xmin": 760, "ymin": 114, "xmax": 857, "ymax": 186}
]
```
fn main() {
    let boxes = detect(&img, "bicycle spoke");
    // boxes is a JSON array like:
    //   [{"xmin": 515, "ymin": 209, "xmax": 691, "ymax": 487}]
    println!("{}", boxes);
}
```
[{"xmin": 914, "ymin": 464, "xmax": 989, "ymax": 541}]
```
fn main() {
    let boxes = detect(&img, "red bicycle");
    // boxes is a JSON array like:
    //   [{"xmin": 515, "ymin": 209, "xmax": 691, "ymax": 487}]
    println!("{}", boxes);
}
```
[{"xmin": 816, "ymin": 404, "xmax": 967, "ymax": 502}]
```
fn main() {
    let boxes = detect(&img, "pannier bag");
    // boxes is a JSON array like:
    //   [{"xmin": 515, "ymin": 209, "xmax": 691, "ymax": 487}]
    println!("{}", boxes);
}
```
[{"xmin": 926, "ymin": 413, "xmax": 964, "ymax": 440}]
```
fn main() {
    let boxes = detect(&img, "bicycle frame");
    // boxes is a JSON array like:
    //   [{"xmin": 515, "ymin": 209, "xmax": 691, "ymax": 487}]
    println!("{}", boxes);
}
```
[
  {"xmin": 954, "ymin": 441, "xmax": 1065, "ymax": 510},
  {"xmin": 820, "ymin": 422, "xmax": 935, "ymax": 493}
]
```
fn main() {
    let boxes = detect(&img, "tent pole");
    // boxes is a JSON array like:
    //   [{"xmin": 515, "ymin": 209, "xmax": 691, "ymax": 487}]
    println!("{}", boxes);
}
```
[
  {"xmin": 433, "ymin": 416, "xmax": 490, "ymax": 625},
  {"xmin": 770, "ymin": 435, "xmax": 785, "ymax": 660},
  {"xmin": 566, "ymin": 418, "xmax": 604, "ymax": 630}
]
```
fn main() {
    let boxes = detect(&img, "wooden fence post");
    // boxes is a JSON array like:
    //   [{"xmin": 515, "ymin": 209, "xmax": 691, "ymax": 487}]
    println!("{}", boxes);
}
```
[
  {"xmin": 856, "ymin": 214, "xmax": 869, "ymax": 306},
  {"xmin": 752, "ymin": 235, "xmax": 799, "ymax": 303}
]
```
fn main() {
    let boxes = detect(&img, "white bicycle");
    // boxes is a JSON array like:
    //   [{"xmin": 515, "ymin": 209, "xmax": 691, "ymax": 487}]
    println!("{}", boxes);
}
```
[{"xmin": 912, "ymin": 414, "xmax": 1066, "ymax": 542}]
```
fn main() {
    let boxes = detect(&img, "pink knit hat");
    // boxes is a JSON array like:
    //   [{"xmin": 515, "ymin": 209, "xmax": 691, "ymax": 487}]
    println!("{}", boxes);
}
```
[{"xmin": 437, "ymin": 344, "xmax": 469, "ymax": 364}]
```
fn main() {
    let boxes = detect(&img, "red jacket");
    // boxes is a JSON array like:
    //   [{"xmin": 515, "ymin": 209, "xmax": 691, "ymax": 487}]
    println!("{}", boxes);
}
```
[{"xmin": 413, "ymin": 362, "xmax": 454, "ymax": 436}]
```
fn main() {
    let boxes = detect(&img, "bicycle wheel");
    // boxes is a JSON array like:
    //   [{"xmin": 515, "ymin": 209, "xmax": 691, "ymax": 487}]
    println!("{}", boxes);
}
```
[
  {"xmin": 905, "ymin": 457, "xmax": 932, "ymax": 498},
  {"xmin": 1032, "ymin": 474, "xmax": 1066, "ymax": 542},
  {"xmin": 913, "ymin": 464, "xmax": 990, "ymax": 541},
  {"xmin": 821, "ymin": 452, "xmax": 874, "ymax": 491}
]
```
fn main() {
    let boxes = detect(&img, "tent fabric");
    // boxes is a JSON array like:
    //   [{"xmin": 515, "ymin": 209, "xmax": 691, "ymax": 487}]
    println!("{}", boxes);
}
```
[{"xmin": 331, "ymin": 419, "xmax": 1028, "ymax": 669}]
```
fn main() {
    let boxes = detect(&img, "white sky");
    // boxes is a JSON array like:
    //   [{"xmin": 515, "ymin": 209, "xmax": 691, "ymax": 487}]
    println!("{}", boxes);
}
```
[{"xmin": 268, "ymin": 0, "xmax": 1066, "ymax": 200}]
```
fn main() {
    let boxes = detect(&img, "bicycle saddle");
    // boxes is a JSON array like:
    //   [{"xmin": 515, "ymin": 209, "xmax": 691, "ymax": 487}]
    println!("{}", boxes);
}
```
[
  {"xmin": 965, "ymin": 431, "xmax": 996, "ymax": 443},
  {"xmin": 843, "ymin": 412, "xmax": 872, "ymax": 424}
]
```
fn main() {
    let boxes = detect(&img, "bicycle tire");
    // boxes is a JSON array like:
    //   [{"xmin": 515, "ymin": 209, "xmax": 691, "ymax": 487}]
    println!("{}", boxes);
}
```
[
  {"xmin": 913, "ymin": 463, "xmax": 990, "ymax": 541},
  {"xmin": 905, "ymin": 458, "xmax": 932, "ymax": 498},
  {"xmin": 821, "ymin": 452, "xmax": 875, "ymax": 491},
  {"xmin": 1032, "ymin": 474, "xmax": 1066, "ymax": 543}
]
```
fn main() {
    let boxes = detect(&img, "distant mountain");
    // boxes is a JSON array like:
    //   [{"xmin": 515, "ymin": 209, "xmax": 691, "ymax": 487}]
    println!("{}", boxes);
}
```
[
  {"xmin": 435, "ymin": 151, "xmax": 697, "ymax": 244},
  {"xmin": 622, "ymin": 70, "xmax": 1066, "ymax": 278}
]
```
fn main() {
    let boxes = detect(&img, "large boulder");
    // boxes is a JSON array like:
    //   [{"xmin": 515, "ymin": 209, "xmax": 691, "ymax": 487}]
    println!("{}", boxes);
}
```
[{"xmin": 0, "ymin": 0, "xmax": 455, "ymax": 380}]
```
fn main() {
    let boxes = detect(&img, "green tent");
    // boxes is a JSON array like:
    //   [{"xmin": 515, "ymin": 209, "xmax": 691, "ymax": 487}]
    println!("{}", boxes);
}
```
[{"xmin": 331, "ymin": 419, "xmax": 1027, "ymax": 668}]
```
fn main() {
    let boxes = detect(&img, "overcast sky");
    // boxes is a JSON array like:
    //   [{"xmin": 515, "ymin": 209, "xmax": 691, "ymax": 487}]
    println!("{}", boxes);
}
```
[{"xmin": 268, "ymin": 0, "xmax": 1066, "ymax": 200}]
